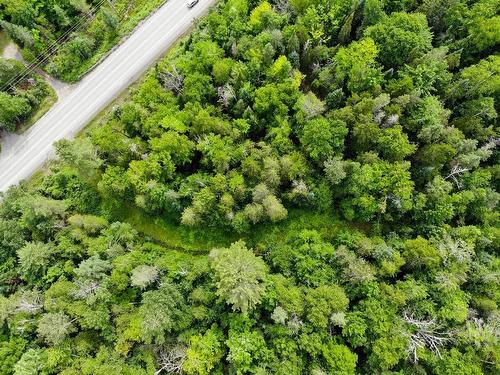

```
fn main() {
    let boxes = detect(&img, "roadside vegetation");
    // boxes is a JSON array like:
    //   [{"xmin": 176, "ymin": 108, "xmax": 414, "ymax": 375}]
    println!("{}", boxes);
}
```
[
  {"xmin": 0, "ymin": 0, "xmax": 166, "ymax": 82},
  {"xmin": 0, "ymin": 0, "xmax": 499, "ymax": 374},
  {"xmin": 0, "ymin": 57, "xmax": 55, "ymax": 134}
]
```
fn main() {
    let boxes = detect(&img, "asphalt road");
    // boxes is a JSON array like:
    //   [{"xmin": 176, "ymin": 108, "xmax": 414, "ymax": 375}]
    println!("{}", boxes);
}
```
[{"xmin": 0, "ymin": 0, "xmax": 215, "ymax": 192}]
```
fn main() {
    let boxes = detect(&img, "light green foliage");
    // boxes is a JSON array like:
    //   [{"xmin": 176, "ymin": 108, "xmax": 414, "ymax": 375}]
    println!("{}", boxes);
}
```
[
  {"xmin": 183, "ymin": 328, "xmax": 224, "ymax": 375},
  {"xmin": 360, "ymin": 0, "xmax": 386, "ymax": 30},
  {"xmin": 226, "ymin": 329, "xmax": 269, "ymax": 373},
  {"xmin": 398, "ymin": 47, "xmax": 453, "ymax": 95},
  {"xmin": 300, "ymin": 117, "xmax": 348, "ymax": 162},
  {"xmin": 267, "ymin": 55, "xmax": 293, "ymax": 82},
  {"xmin": 13, "ymin": 349, "xmax": 47, "ymax": 375},
  {"xmin": 68, "ymin": 214, "xmax": 108, "ymax": 235},
  {"xmin": 321, "ymin": 342, "xmax": 357, "ymax": 374},
  {"xmin": 55, "ymin": 138, "xmax": 103, "ymax": 181},
  {"xmin": 468, "ymin": 0, "xmax": 500, "ymax": 53},
  {"xmin": 181, "ymin": 73, "xmax": 215, "ymax": 103},
  {"xmin": 295, "ymin": 91, "xmax": 325, "ymax": 123},
  {"xmin": 249, "ymin": 1, "xmax": 280, "ymax": 32},
  {"xmin": 37, "ymin": 312, "xmax": 74, "ymax": 345},
  {"xmin": 403, "ymin": 236, "xmax": 441, "ymax": 270},
  {"xmin": 0, "ymin": 337, "xmax": 26, "ymax": 375},
  {"xmin": 262, "ymin": 195, "xmax": 288, "ymax": 222},
  {"xmin": 342, "ymin": 160, "xmax": 414, "ymax": 221},
  {"xmin": 405, "ymin": 95, "xmax": 451, "ymax": 143},
  {"xmin": 365, "ymin": 12, "xmax": 433, "ymax": 67},
  {"xmin": 333, "ymin": 38, "xmax": 383, "ymax": 93},
  {"xmin": 17, "ymin": 242, "xmax": 53, "ymax": 280},
  {"xmin": 210, "ymin": 241, "xmax": 268, "ymax": 314},
  {"xmin": 376, "ymin": 125, "xmax": 416, "ymax": 161},
  {"xmin": 0, "ymin": 92, "xmax": 31, "ymax": 131},
  {"xmin": 435, "ymin": 348, "xmax": 484, "ymax": 375},
  {"xmin": 450, "ymin": 55, "xmax": 500, "ymax": 100},
  {"xmin": 305, "ymin": 285, "xmax": 349, "ymax": 328},
  {"xmin": 0, "ymin": 58, "xmax": 24, "ymax": 87},
  {"xmin": 130, "ymin": 265, "xmax": 159, "ymax": 289}
]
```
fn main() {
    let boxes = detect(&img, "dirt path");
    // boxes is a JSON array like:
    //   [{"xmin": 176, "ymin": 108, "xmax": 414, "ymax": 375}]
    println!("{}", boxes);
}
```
[{"xmin": 1, "ymin": 42, "xmax": 74, "ymax": 100}]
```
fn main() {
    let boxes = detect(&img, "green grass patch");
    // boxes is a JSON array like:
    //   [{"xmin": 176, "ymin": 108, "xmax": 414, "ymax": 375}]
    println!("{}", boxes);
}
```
[
  {"xmin": 247, "ymin": 209, "xmax": 347, "ymax": 245},
  {"xmin": 112, "ymin": 203, "xmax": 361, "ymax": 255},
  {"xmin": 0, "ymin": 32, "xmax": 9, "ymax": 53},
  {"xmin": 112, "ymin": 204, "xmax": 240, "ymax": 253}
]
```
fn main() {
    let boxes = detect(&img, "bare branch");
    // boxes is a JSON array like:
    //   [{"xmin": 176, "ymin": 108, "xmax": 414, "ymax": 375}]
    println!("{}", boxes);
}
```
[
  {"xmin": 16, "ymin": 290, "xmax": 43, "ymax": 314},
  {"xmin": 382, "ymin": 114, "xmax": 399, "ymax": 128},
  {"xmin": 274, "ymin": 0, "xmax": 291, "ymax": 15},
  {"xmin": 404, "ymin": 311, "xmax": 451, "ymax": 363},
  {"xmin": 158, "ymin": 65, "xmax": 184, "ymax": 94},
  {"xmin": 155, "ymin": 345, "xmax": 186, "ymax": 375},
  {"xmin": 71, "ymin": 279, "xmax": 100, "ymax": 299},
  {"xmin": 445, "ymin": 164, "xmax": 470, "ymax": 188},
  {"xmin": 481, "ymin": 137, "xmax": 500, "ymax": 152},
  {"xmin": 217, "ymin": 84, "xmax": 236, "ymax": 108}
]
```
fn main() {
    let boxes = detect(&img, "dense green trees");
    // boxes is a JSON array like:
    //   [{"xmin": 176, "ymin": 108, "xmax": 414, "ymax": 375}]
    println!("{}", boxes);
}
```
[
  {"xmin": 0, "ymin": 0, "xmax": 498, "ymax": 373},
  {"xmin": 0, "ymin": 92, "xmax": 30, "ymax": 131}
]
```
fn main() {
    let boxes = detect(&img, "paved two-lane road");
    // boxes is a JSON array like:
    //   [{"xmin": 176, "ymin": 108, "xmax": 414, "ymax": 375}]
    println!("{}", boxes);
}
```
[{"xmin": 0, "ymin": 0, "xmax": 215, "ymax": 192}]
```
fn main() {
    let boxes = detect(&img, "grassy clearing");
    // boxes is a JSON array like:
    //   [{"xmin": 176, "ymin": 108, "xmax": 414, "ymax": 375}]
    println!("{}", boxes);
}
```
[
  {"xmin": 112, "ymin": 204, "xmax": 239, "ymax": 253},
  {"xmin": 248, "ymin": 209, "xmax": 349, "ymax": 246},
  {"xmin": 113, "ymin": 203, "xmax": 359, "ymax": 255},
  {"xmin": 0, "ymin": 32, "xmax": 9, "ymax": 53}
]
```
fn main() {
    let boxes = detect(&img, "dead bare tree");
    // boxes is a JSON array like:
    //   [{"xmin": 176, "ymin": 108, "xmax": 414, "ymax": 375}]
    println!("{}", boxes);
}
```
[
  {"xmin": 382, "ymin": 114, "xmax": 399, "ymax": 128},
  {"xmin": 481, "ymin": 137, "xmax": 500, "ymax": 152},
  {"xmin": 287, "ymin": 314, "xmax": 303, "ymax": 335},
  {"xmin": 16, "ymin": 290, "xmax": 43, "ymax": 314},
  {"xmin": 158, "ymin": 65, "xmax": 184, "ymax": 94},
  {"xmin": 373, "ymin": 110, "xmax": 385, "ymax": 125},
  {"xmin": 274, "ymin": 0, "xmax": 290, "ymax": 15},
  {"xmin": 404, "ymin": 311, "xmax": 451, "ymax": 363},
  {"xmin": 291, "ymin": 180, "xmax": 308, "ymax": 197},
  {"xmin": 217, "ymin": 84, "xmax": 236, "ymax": 108},
  {"xmin": 71, "ymin": 279, "xmax": 100, "ymax": 299},
  {"xmin": 154, "ymin": 345, "xmax": 187, "ymax": 374},
  {"xmin": 445, "ymin": 164, "xmax": 470, "ymax": 188},
  {"xmin": 438, "ymin": 236, "xmax": 473, "ymax": 266}
]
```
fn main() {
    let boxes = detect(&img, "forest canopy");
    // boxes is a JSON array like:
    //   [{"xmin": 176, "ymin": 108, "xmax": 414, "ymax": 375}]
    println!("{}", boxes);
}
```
[{"xmin": 0, "ymin": 0, "xmax": 499, "ymax": 374}]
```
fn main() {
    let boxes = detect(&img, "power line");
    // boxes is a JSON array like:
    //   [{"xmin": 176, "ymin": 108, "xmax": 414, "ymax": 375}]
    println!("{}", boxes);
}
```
[
  {"xmin": 0, "ymin": 0, "xmax": 109, "ymax": 92},
  {"xmin": 1, "ymin": 0, "xmax": 108, "ymax": 91}
]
